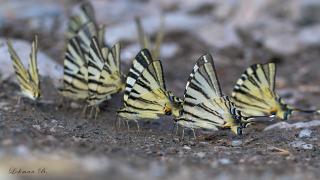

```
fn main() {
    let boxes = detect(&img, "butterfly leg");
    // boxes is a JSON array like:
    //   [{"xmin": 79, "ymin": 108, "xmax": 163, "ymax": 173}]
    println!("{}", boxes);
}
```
[
  {"xmin": 170, "ymin": 123, "xmax": 176, "ymax": 139},
  {"xmin": 135, "ymin": 120, "xmax": 140, "ymax": 133},
  {"xmin": 82, "ymin": 105, "xmax": 88, "ymax": 117},
  {"xmin": 16, "ymin": 96, "xmax": 22, "ymax": 106},
  {"xmin": 94, "ymin": 106, "xmax": 100, "ymax": 120},
  {"xmin": 181, "ymin": 128, "xmax": 185, "ymax": 140},
  {"xmin": 192, "ymin": 128, "xmax": 196, "ymax": 140},
  {"xmin": 126, "ymin": 120, "xmax": 130, "ymax": 131},
  {"xmin": 89, "ymin": 106, "xmax": 95, "ymax": 119}
]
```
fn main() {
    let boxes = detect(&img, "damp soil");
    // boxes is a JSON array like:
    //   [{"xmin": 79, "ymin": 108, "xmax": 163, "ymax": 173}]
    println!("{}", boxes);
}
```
[{"xmin": 1, "ymin": 32, "xmax": 320, "ymax": 180}]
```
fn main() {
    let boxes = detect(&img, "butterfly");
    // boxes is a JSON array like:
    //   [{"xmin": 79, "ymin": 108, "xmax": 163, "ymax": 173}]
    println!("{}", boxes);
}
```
[
  {"xmin": 66, "ymin": 1, "xmax": 96, "ymax": 40},
  {"xmin": 232, "ymin": 62, "xmax": 318, "ymax": 120},
  {"xmin": 7, "ymin": 35, "xmax": 40, "ymax": 101},
  {"xmin": 176, "ymin": 54, "xmax": 259, "ymax": 135},
  {"xmin": 85, "ymin": 36, "xmax": 124, "ymax": 118},
  {"xmin": 135, "ymin": 16, "xmax": 164, "ymax": 60},
  {"xmin": 118, "ymin": 49, "xmax": 182, "ymax": 121}
]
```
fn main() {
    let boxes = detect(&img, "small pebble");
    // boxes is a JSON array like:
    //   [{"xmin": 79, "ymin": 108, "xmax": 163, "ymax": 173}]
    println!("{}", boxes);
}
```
[
  {"xmin": 299, "ymin": 129, "xmax": 312, "ymax": 138},
  {"xmin": 32, "ymin": 125, "xmax": 41, "ymax": 131},
  {"xmin": 194, "ymin": 152, "xmax": 206, "ymax": 158},
  {"xmin": 231, "ymin": 140, "xmax": 243, "ymax": 147},
  {"xmin": 290, "ymin": 140, "xmax": 314, "ymax": 150},
  {"xmin": 183, "ymin": 145, "xmax": 191, "ymax": 150},
  {"xmin": 218, "ymin": 158, "xmax": 232, "ymax": 165},
  {"xmin": 302, "ymin": 144, "xmax": 313, "ymax": 150}
]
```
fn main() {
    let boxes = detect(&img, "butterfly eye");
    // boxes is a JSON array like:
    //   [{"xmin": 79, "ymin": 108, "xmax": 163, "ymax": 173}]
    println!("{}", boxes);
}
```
[{"xmin": 237, "ymin": 127, "xmax": 243, "ymax": 135}]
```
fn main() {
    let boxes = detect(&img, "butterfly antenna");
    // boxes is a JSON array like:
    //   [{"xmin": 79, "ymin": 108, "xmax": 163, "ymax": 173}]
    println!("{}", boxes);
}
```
[
  {"xmin": 292, "ymin": 108, "xmax": 318, "ymax": 114},
  {"xmin": 192, "ymin": 128, "xmax": 196, "ymax": 140}
]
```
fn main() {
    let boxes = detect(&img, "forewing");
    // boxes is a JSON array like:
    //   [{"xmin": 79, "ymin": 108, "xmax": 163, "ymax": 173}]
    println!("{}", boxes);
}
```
[
  {"xmin": 232, "ymin": 63, "xmax": 277, "ymax": 116},
  {"xmin": 28, "ymin": 35, "xmax": 40, "ymax": 87},
  {"xmin": 183, "ymin": 54, "xmax": 222, "ymax": 106},
  {"xmin": 124, "ymin": 61, "xmax": 168, "ymax": 117},
  {"xmin": 7, "ymin": 40, "xmax": 32, "ymax": 90},
  {"xmin": 123, "ymin": 49, "xmax": 153, "ymax": 102},
  {"xmin": 66, "ymin": 1, "xmax": 96, "ymax": 39},
  {"xmin": 262, "ymin": 62, "xmax": 276, "ymax": 91}
]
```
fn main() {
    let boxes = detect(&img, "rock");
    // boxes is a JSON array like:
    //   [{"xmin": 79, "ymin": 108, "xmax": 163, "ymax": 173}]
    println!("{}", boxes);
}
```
[
  {"xmin": 299, "ymin": 0, "xmax": 320, "ymax": 25},
  {"xmin": 182, "ymin": 145, "xmax": 191, "ymax": 150},
  {"xmin": 14, "ymin": 145, "xmax": 30, "ymax": 156},
  {"xmin": 218, "ymin": 158, "xmax": 232, "ymax": 165},
  {"xmin": 194, "ymin": 23, "xmax": 241, "ymax": 49},
  {"xmin": 0, "ymin": 1, "xmax": 64, "ymax": 32},
  {"xmin": 0, "ymin": 39, "xmax": 63, "ymax": 86},
  {"xmin": 264, "ymin": 120, "xmax": 320, "ymax": 131},
  {"xmin": 149, "ymin": 162, "xmax": 167, "ymax": 178},
  {"xmin": 32, "ymin": 125, "xmax": 41, "ymax": 131},
  {"xmin": 298, "ymin": 129, "xmax": 312, "ymax": 138},
  {"xmin": 0, "ymin": 102, "xmax": 10, "ymax": 111},
  {"xmin": 289, "ymin": 140, "xmax": 313, "ymax": 150},
  {"xmin": 105, "ymin": 13, "xmax": 210, "ymax": 45},
  {"xmin": 121, "ymin": 42, "xmax": 179, "ymax": 63},
  {"xmin": 194, "ymin": 152, "xmax": 206, "ymax": 158},
  {"xmin": 264, "ymin": 32, "xmax": 300, "ymax": 55},
  {"xmin": 70, "ymin": 102, "xmax": 81, "ymax": 109},
  {"xmin": 298, "ymin": 25, "xmax": 320, "ymax": 47},
  {"xmin": 231, "ymin": 140, "xmax": 243, "ymax": 147}
]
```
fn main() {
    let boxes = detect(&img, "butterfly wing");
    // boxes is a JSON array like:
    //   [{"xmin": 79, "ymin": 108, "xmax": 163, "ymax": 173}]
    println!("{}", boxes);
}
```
[
  {"xmin": 28, "ymin": 35, "xmax": 40, "ymax": 89},
  {"xmin": 176, "ymin": 54, "xmax": 225, "ymax": 129},
  {"xmin": 61, "ymin": 35, "xmax": 88, "ymax": 100},
  {"xmin": 7, "ymin": 37, "xmax": 40, "ymax": 100},
  {"xmin": 123, "ymin": 49, "xmax": 153, "ymax": 103},
  {"xmin": 183, "ymin": 54, "xmax": 222, "ymax": 106},
  {"xmin": 118, "ymin": 60, "xmax": 171, "ymax": 120},
  {"xmin": 66, "ymin": 1, "xmax": 96, "ymax": 40},
  {"xmin": 232, "ymin": 63, "xmax": 290, "ymax": 119}
]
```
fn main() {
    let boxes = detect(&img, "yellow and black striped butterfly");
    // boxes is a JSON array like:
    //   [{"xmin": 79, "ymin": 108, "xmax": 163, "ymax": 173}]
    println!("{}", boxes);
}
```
[
  {"xmin": 66, "ymin": 1, "xmax": 96, "ymax": 40},
  {"xmin": 232, "ymin": 62, "xmax": 317, "ymax": 120},
  {"xmin": 85, "ymin": 36, "xmax": 124, "ymax": 117},
  {"xmin": 7, "ymin": 35, "xmax": 40, "ymax": 100},
  {"xmin": 135, "ymin": 16, "xmax": 164, "ymax": 60},
  {"xmin": 66, "ymin": 1, "xmax": 105, "ymax": 47},
  {"xmin": 118, "ymin": 49, "xmax": 182, "ymax": 121},
  {"xmin": 60, "ymin": 21, "xmax": 104, "ymax": 100},
  {"xmin": 176, "ymin": 54, "xmax": 256, "ymax": 135}
]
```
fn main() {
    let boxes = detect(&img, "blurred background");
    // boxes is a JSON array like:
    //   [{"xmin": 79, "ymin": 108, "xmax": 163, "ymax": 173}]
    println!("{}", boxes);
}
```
[{"xmin": 0, "ymin": 0, "xmax": 320, "ymax": 179}]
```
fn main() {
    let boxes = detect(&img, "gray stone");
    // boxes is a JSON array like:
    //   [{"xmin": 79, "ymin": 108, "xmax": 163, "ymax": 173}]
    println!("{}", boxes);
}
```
[
  {"xmin": 300, "ymin": 0, "xmax": 320, "ymax": 24},
  {"xmin": 264, "ymin": 120, "xmax": 320, "ymax": 131},
  {"xmin": 290, "ymin": 140, "xmax": 313, "ymax": 150},
  {"xmin": 194, "ymin": 23, "xmax": 241, "ymax": 49},
  {"xmin": 194, "ymin": 152, "xmax": 206, "ymax": 158},
  {"xmin": 231, "ymin": 140, "xmax": 243, "ymax": 147},
  {"xmin": 299, "ymin": 129, "xmax": 312, "ymax": 138},
  {"xmin": 0, "ymin": 0, "xmax": 64, "ymax": 32},
  {"xmin": 218, "ymin": 158, "xmax": 232, "ymax": 165},
  {"xmin": 298, "ymin": 25, "xmax": 320, "ymax": 47},
  {"xmin": 183, "ymin": 145, "xmax": 191, "ymax": 150}
]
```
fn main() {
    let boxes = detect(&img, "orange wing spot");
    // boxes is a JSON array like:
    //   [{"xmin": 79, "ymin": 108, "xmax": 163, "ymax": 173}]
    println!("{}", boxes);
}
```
[
  {"xmin": 269, "ymin": 108, "xmax": 278, "ymax": 115},
  {"xmin": 164, "ymin": 106, "xmax": 172, "ymax": 115}
]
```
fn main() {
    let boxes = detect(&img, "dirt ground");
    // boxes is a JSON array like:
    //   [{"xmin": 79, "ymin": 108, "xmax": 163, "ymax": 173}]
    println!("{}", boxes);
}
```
[{"xmin": 0, "ymin": 27, "xmax": 320, "ymax": 180}]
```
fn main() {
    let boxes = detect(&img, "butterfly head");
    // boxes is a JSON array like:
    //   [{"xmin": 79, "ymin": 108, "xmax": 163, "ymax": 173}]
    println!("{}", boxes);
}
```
[
  {"xmin": 224, "ymin": 112, "xmax": 244, "ymax": 136},
  {"xmin": 166, "ymin": 91, "xmax": 183, "ymax": 117},
  {"xmin": 271, "ymin": 97, "xmax": 292, "ymax": 120}
]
